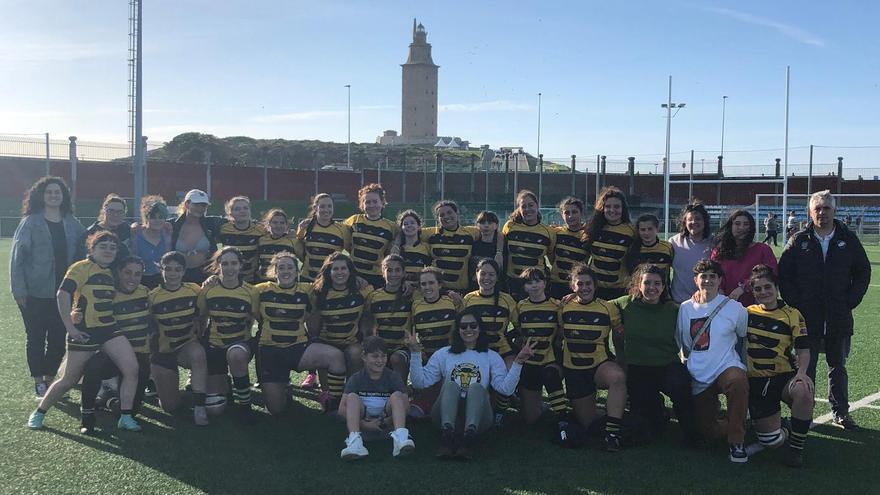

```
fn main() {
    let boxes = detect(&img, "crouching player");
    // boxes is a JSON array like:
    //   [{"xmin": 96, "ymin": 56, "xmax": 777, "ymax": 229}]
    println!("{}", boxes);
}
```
[
  {"xmin": 256, "ymin": 252, "xmax": 347, "ymax": 415},
  {"xmin": 149, "ymin": 251, "xmax": 210, "ymax": 425},
  {"xmin": 339, "ymin": 336, "xmax": 414, "ymax": 460},
  {"xmin": 746, "ymin": 265, "xmax": 815, "ymax": 467}
]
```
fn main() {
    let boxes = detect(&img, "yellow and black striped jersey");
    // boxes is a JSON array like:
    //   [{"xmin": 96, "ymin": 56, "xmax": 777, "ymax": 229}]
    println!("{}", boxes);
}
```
[
  {"xmin": 149, "ymin": 283, "xmax": 200, "ymax": 354},
  {"xmin": 344, "ymin": 214, "xmax": 399, "ymax": 278},
  {"xmin": 411, "ymin": 295, "xmax": 461, "ymax": 357},
  {"xmin": 462, "ymin": 290, "xmax": 518, "ymax": 355},
  {"xmin": 113, "ymin": 285, "xmax": 153, "ymax": 354},
  {"xmin": 255, "ymin": 281, "xmax": 313, "ymax": 348},
  {"xmin": 501, "ymin": 220, "xmax": 556, "ymax": 278},
  {"xmin": 400, "ymin": 241, "xmax": 432, "ymax": 283},
  {"xmin": 60, "ymin": 258, "xmax": 116, "ymax": 332},
  {"xmin": 316, "ymin": 286, "xmax": 372, "ymax": 346},
  {"xmin": 587, "ymin": 223, "xmax": 636, "ymax": 289},
  {"xmin": 219, "ymin": 221, "xmax": 268, "ymax": 283},
  {"xmin": 746, "ymin": 302, "xmax": 809, "ymax": 377},
  {"xmin": 365, "ymin": 288, "xmax": 413, "ymax": 351},
  {"xmin": 631, "ymin": 239, "xmax": 674, "ymax": 274},
  {"xmin": 551, "ymin": 225, "xmax": 588, "ymax": 285},
  {"xmin": 559, "ymin": 298, "xmax": 621, "ymax": 370},
  {"xmin": 256, "ymin": 233, "xmax": 300, "ymax": 282},
  {"xmin": 421, "ymin": 226, "xmax": 480, "ymax": 291},
  {"xmin": 197, "ymin": 282, "xmax": 260, "ymax": 348},
  {"xmin": 295, "ymin": 220, "xmax": 351, "ymax": 282},
  {"xmin": 516, "ymin": 297, "xmax": 561, "ymax": 365}
]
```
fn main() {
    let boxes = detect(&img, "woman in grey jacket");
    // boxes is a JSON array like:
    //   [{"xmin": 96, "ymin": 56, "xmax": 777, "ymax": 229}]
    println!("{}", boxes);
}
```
[{"xmin": 10, "ymin": 177, "xmax": 85, "ymax": 399}]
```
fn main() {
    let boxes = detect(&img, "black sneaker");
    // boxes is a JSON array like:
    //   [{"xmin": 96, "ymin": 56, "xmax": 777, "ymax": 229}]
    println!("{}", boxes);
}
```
[
  {"xmin": 832, "ymin": 414, "xmax": 859, "ymax": 431},
  {"xmin": 784, "ymin": 447, "xmax": 804, "ymax": 468},
  {"xmin": 729, "ymin": 443, "xmax": 748, "ymax": 463},
  {"xmin": 237, "ymin": 404, "xmax": 258, "ymax": 425},
  {"xmin": 603, "ymin": 433, "xmax": 621, "ymax": 453},
  {"xmin": 436, "ymin": 424, "xmax": 456, "ymax": 459},
  {"xmin": 80, "ymin": 413, "xmax": 96, "ymax": 435},
  {"xmin": 454, "ymin": 426, "xmax": 477, "ymax": 460}
]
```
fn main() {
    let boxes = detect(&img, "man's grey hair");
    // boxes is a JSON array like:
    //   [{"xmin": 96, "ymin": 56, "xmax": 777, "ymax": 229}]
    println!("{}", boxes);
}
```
[{"xmin": 809, "ymin": 189, "xmax": 836, "ymax": 209}]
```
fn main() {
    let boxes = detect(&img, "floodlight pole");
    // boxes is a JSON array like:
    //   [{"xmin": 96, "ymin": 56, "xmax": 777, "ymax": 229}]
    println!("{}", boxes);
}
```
[
  {"xmin": 782, "ymin": 66, "xmax": 790, "ymax": 222},
  {"xmin": 663, "ymin": 76, "xmax": 672, "ymax": 239},
  {"xmin": 345, "ymin": 84, "xmax": 351, "ymax": 169}
]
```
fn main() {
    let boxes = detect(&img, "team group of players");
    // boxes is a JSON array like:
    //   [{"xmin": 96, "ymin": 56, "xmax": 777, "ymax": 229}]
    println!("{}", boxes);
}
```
[{"xmin": 25, "ymin": 182, "xmax": 817, "ymax": 466}]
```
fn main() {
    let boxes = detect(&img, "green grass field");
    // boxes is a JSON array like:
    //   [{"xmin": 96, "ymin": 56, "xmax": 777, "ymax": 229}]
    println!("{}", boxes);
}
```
[{"xmin": 1, "ymin": 239, "xmax": 878, "ymax": 494}]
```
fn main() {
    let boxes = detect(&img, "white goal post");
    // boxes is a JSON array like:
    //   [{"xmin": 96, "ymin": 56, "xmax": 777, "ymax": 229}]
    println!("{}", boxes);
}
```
[{"xmin": 755, "ymin": 193, "xmax": 880, "ymax": 241}]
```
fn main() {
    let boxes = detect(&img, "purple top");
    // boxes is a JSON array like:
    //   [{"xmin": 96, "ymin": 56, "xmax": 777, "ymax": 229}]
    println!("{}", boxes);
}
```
[{"xmin": 711, "ymin": 242, "xmax": 778, "ymax": 307}]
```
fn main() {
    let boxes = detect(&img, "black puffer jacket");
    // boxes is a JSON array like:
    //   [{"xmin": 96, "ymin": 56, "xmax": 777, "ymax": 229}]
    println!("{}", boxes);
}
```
[{"xmin": 778, "ymin": 220, "xmax": 871, "ymax": 336}]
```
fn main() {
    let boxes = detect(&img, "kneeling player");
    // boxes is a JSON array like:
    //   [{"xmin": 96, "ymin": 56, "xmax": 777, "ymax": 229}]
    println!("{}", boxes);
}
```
[
  {"xmin": 149, "ymin": 251, "xmax": 210, "ymax": 425},
  {"xmin": 560, "ymin": 264, "xmax": 627, "ymax": 452},
  {"xmin": 363, "ymin": 255, "xmax": 413, "ymax": 381},
  {"xmin": 747, "ymin": 265, "xmax": 815, "ymax": 467},
  {"xmin": 339, "ymin": 336, "xmax": 414, "ymax": 460},
  {"xmin": 515, "ymin": 268, "xmax": 569, "ymax": 435},
  {"xmin": 256, "ymin": 252, "xmax": 347, "ymax": 415}
]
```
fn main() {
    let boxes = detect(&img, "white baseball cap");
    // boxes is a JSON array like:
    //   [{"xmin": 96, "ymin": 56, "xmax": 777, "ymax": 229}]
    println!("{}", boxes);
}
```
[{"xmin": 184, "ymin": 189, "xmax": 210, "ymax": 205}]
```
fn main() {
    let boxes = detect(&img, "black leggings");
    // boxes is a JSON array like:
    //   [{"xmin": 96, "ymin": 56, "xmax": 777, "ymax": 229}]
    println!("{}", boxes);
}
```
[
  {"xmin": 81, "ymin": 352, "xmax": 151, "ymax": 416},
  {"xmin": 626, "ymin": 362, "xmax": 698, "ymax": 442},
  {"xmin": 19, "ymin": 297, "xmax": 66, "ymax": 379}
]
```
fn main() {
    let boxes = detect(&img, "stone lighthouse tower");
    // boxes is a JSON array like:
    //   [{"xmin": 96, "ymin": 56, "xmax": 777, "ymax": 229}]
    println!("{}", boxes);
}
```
[{"xmin": 400, "ymin": 19, "xmax": 438, "ymax": 143}]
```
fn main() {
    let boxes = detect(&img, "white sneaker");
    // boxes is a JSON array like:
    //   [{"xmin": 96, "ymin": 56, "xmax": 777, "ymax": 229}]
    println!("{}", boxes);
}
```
[
  {"xmin": 340, "ymin": 433, "xmax": 369, "ymax": 461},
  {"xmin": 391, "ymin": 429, "xmax": 415, "ymax": 457}
]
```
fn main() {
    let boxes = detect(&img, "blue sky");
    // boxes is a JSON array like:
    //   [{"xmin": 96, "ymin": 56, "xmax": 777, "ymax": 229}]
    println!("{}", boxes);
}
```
[{"xmin": 1, "ymin": 0, "xmax": 878, "ymax": 176}]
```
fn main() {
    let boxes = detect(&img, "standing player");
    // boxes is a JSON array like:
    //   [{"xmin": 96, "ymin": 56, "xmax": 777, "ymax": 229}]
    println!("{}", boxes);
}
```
[
  {"xmin": 218, "ymin": 196, "xmax": 267, "ymax": 284},
  {"xmin": 626, "ymin": 214, "xmax": 674, "ymax": 275},
  {"xmin": 468, "ymin": 211, "xmax": 505, "ymax": 291},
  {"xmin": 549, "ymin": 197, "xmax": 588, "ymax": 299},
  {"xmin": 584, "ymin": 186, "xmax": 635, "ymax": 301},
  {"xmin": 396, "ymin": 210, "xmax": 431, "ymax": 290},
  {"xmin": 422, "ymin": 200, "xmax": 480, "ymax": 294},
  {"xmin": 256, "ymin": 208, "xmax": 298, "ymax": 283},
  {"xmin": 296, "ymin": 193, "xmax": 351, "ymax": 282},
  {"xmin": 502, "ymin": 190, "xmax": 556, "ymax": 300},
  {"xmin": 344, "ymin": 184, "xmax": 399, "ymax": 288}
]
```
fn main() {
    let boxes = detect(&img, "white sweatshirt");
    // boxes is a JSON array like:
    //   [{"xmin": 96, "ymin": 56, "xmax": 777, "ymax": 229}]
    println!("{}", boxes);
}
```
[
  {"xmin": 676, "ymin": 295, "xmax": 748, "ymax": 395},
  {"xmin": 409, "ymin": 347, "xmax": 522, "ymax": 397}
]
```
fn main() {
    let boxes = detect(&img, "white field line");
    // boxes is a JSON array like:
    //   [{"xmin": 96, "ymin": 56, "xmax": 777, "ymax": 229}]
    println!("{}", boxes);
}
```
[{"xmin": 746, "ymin": 390, "xmax": 880, "ymax": 456}]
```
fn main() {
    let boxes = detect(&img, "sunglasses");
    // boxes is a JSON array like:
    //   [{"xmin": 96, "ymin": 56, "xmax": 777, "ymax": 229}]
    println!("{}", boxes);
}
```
[{"xmin": 459, "ymin": 322, "xmax": 479, "ymax": 330}]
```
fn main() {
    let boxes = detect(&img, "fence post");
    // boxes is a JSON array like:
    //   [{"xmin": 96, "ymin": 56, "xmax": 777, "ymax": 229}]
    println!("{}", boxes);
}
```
[
  {"xmin": 627, "ymin": 156, "xmax": 635, "ymax": 196},
  {"xmin": 689, "ymin": 150, "xmax": 694, "ymax": 200},
  {"xmin": 837, "ymin": 156, "xmax": 844, "ymax": 194},
  {"xmin": 716, "ymin": 155, "xmax": 723, "ymax": 205},
  {"xmin": 470, "ymin": 154, "xmax": 476, "ymax": 201},
  {"xmin": 68, "ymin": 136, "xmax": 77, "ymax": 203},
  {"xmin": 538, "ymin": 154, "xmax": 544, "ymax": 207},
  {"xmin": 401, "ymin": 151, "xmax": 407, "ymax": 203},
  {"xmin": 570, "ymin": 155, "xmax": 577, "ymax": 197},
  {"xmin": 600, "ymin": 155, "xmax": 606, "ymax": 189},
  {"xmin": 504, "ymin": 152, "xmax": 510, "ymax": 197},
  {"xmin": 807, "ymin": 144, "xmax": 813, "ymax": 194},
  {"xmin": 263, "ymin": 151, "xmax": 269, "ymax": 201},
  {"xmin": 435, "ymin": 153, "xmax": 443, "ymax": 200},
  {"xmin": 775, "ymin": 158, "xmax": 781, "ymax": 177},
  {"xmin": 45, "ymin": 133, "xmax": 51, "ymax": 176},
  {"xmin": 594, "ymin": 155, "xmax": 600, "ymax": 201}
]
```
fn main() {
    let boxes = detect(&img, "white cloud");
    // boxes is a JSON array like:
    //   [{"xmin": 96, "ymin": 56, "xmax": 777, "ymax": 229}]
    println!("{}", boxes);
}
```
[
  {"xmin": 439, "ymin": 100, "xmax": 533, "ymax": 113},
  {"xmin": 704, "ymin": 7, "xmax": 826, "ymax": 47}
]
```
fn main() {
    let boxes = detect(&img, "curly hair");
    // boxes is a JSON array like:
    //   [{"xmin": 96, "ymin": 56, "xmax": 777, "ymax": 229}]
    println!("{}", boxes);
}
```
[
  {"xmin": 313, "ymin": 252, "xmax": 358, "ymax": 309},
  {"xmin": 678, "ymin": 202, "xmax": 711, "ymax": 239},
  {"xmin": 265, "ymin": 250, "xmax": 299, "ymax": 281},
  {"xmin": 584, "ymin": 186, "xmax": 630, "ymax": 246},
  {"xmin": 358, "ymin": 183, "xmax": 386, "ymax": 213},
  {"xmin": 628, "ymin": 263, "xmax": 670, "ymax": 302},
  {"xmin": 21, "ymin": 176, "xmax": 73, "ymax": 216}
]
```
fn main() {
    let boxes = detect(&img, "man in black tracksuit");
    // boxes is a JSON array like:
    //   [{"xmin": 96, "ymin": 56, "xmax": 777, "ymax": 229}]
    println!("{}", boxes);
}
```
[{"xmin": 778, "ymin": 191, "xmax": 871, "ymax": 430}]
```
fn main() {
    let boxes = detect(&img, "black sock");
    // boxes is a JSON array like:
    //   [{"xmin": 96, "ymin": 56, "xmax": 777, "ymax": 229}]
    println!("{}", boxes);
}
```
[
  {"xmin": 605, "ymin": 416, "xmax": 622, "ymax": 436},
  {"xmin": 192, "ymin": 392, "xmax": 207, "ymax": 407},
  {"xmin": 37, "ymin": 408, "xmax": 47, "ymax": 414},
  {"xmin": 120, "ymin": 409, "xmax": 133, "ymax": 416},
  {"xmin": 789, "ymin": 417, "xmax": 811, "ymax": 451},
  {"xmin": 232, "ymin": 375, "xmax": 252, "ymax": 406}
]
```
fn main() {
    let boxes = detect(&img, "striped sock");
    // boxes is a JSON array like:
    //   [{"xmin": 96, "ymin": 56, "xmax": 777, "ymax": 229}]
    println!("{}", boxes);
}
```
[
  {"xmin": 544, "ymin": 367, "xmax": 569, "ymax": 415},
  {"xmin": 232, "ymin": 375, "xmax": 252, "ymax": 406},
  {"xmin": 757, "ymin": 428, "xmax": 785, "ymax": 448},
  {"xmin": 789, "ymin": 417, "xmax": 811, "ymax": 451},
  {"xmin": 326, "ymin": 373, "xmax": 345, "ymax": 399},
  {"xmin": 605, "ymin": 416, "xmax": 622, "ymax": 436}
]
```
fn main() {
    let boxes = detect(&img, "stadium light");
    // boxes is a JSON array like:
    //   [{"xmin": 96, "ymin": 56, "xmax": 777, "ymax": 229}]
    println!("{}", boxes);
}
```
[{"xmin": 662, "ymin": 76, "xmax": 686, "ymax": 238}]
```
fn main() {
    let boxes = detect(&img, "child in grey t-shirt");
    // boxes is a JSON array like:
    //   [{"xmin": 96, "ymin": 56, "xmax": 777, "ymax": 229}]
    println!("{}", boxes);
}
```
[{"xmin": 339, "ymin": 336, "xmax": 414, "ymax": 460}]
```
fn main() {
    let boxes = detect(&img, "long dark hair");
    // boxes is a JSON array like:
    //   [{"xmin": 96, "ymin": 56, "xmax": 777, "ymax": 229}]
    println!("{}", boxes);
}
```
[
  {"xmin": 678, "ymin": 202, "xmax": 711, "ymax": 239},
  {"xmin": 628, "ymin": 263, "xmax": 670, "ymax": 303},
  {"xmin": 396, "ymin": 209, "xmax": 422, "ymax": 247},
  {"xmin": 21, "ymin": 176, "xmax": 73, "ymax": 216},
  {"xmin": 585, "ymin": 186, "xmax": 630, "ymax": 246},
  {"xmin": 475, "ymin": 258, "xmax": 502, "ymax": 311},
  {"xmin": 449, "ymin": 307, "xmax": 490, "ymax": 354},
  {"xmin": 205, "ymin": 246, "xmax": 244, "ymax": 280},
  {"xmin": 305, "ymin": 193, "xmax": 332, "ymax": 236},
  {"xmin": 313, "ymin": 252, "xmax": 358, "ymax": 309},
  {"xmin": 626, "ymin": 213, "xmax": 659, "ymax": 273},
  {"xmin": 507, "ymin": 190, "xmax": 541, "ymax": 224},
  {"xmin": 714, "ymin": 209, "xmax": 756, "ymax": 260}
]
